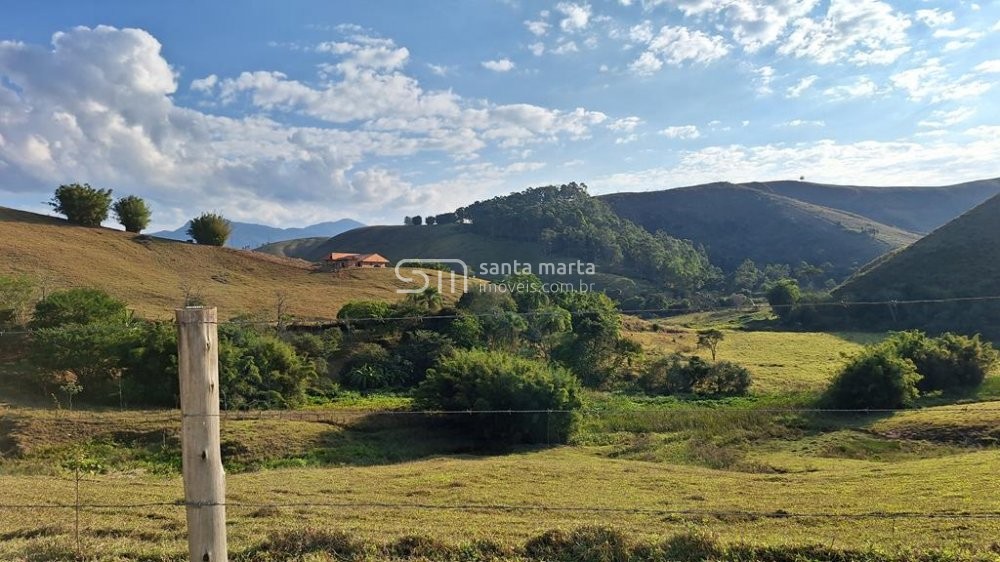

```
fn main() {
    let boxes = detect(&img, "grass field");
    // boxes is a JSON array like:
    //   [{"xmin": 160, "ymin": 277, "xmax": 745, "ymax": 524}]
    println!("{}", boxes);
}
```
[
  {"xmin": 2, "ymin": 399, "xmax": 999, "ymax": 561},
  {"xmin": 0, "ymin": 207, "xmax": 466, "ymax": 320}
]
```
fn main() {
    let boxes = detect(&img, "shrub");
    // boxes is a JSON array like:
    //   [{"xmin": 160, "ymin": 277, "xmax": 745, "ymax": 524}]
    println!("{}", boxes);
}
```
[
  {"xmin": 446, "ymin": 312, "xmax": 483, "ymax": 348},
  {"xmin": 827, "ymin": 345, "xmax": 921, "ymax": 409},
  {"xmin": 218, "ymin": 325, "xmax": 317, "ymax": 409},
  {"xmin": 337, "ymin": 300, "xmax": 391, "ymax": 330},
  {"xmin": 31, "ymin": 322, "xmax": 135, "ymax": 403},
  {"xmin": 49, "ymin": 183, "xmax": 113, "ymax": 227},
  {"xmin": 393, "ymin": 330, "xmax": 456, "ymax": 385},
  {"xmin": 884, "ymin": 330, "xmax": 998, "ymax": 392},
  {"xmin": 187, "ymin": 212, "xmax": 232, "ymax": 246},
  {"xmin": 639, "ymin": 356, "xmax": 751, "ymax": 397},
  {"xmin": 415, "ymin": 349, "xmax": 582, "ymax": 443},
  {"xmin": 30, "ymin": 288, "xmax": 128, "ymax": 329},
  {"xmin": 766, "ymin": 278, "xmax": 800, "ymax": 321},
  {"xmin": 112, "ymin": 195, "xmax": 152, "ymax": 233},
  {"xmin": 523, "ymin": 527, "xmax": 632, "ymax": 562},
  {"xmin": 0, "ymin": 274, "xmax": 37, "ymax": 327}
]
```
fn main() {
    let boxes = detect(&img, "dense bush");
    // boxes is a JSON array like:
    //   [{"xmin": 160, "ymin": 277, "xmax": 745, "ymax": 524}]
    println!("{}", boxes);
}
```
[
  {"xmin": 218, "ymin": 325, "xmax": 318, "ymax": 408},
  {"xmin": 826, "ymin": 345, "xmax": 921, "ymax": 409},
  {"xmin": 415, "ymin": 349, "xmax": 582, "ymax": 443},
  {"xmin": 339, "ymin": 342, "xmax": 403, "ymax": 390},
  {"xmin": 187, "ymin": 212, "xmax": 232, "ymax": 246},
  {"xmin": 337, "ymin": 300, "xmax": 391, "ymax": 330},
  {"xmin": 112, "ymin": 195, "xmax": 152, "ymax": 233},
  {"xmin": 30, "ymin": 288, "xmax": 128, "ymax": 329},
  {"xmin": 884, "ymin": 330, "xmax": 997, "ymax": 392},
  {"xmin": 766, "ymin": 278, "xmax": 800, "ymax": 321},
  {"xmin": 392, "ymin": 330, "xmax": 456, "ymax": 385},
  {"xmin": 49, "ymin": 183, "xmax": 113, "ymax": 227},
  {"xmin": 640, "ymin": 356, "xmax": 752, "ymax": 397}
]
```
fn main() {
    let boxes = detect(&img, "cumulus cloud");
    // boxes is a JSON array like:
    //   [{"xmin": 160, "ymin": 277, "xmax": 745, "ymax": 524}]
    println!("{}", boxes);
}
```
[
  {"xmin": 778, "ymin": 0, "xmax": 911, "ymax": 65},
  {"xmin": 629, "ymin": 25, "xmax": 729, "ymax": 74},
  {"xmin": 890, "ymin": 58, "xmax": 993, "ymax": 102},
  {"xmin": 918, "ymin": 107, "xmax": 976, "ymax": 129},
  {"xmin": 660, "ymin": 125, "xmax": 701, "ymax": 139},
  {"xmin": 754, "ymin": 65, "xmax": 776, "ymax": 95},
  {"xmin": 525, "ymin": 19, "xmax": 551, "ymax": 36},
  {"xmin": 973, "ymin": 59, "xmax": 1000, "ymax": 74},
  {"xmin": 823, "ymin": 76, "xmax": 881, "ymax": 100},
  {"xmin": 555, "ymin": 2, "xmax": 592, "ymax": 32},
  {"xmin": 0, "ymin": 25, "xmax": 611, "ymax": 225},
  {"xmin": 482, "ymin": 58, "xmax": 516, "ymax": 72}
]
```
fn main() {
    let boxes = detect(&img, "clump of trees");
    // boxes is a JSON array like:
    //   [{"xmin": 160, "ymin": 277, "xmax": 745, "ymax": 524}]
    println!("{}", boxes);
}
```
[
  {"xmin": 49, "ymin": 184, "xmax": 153, "ymax": 233},
  {"xmin": 188, "ymin": 213, "xmax": 232, "ymax": 246},
  {"xmin": 49, "ymin": 183, "xmax": 113, "ymax": 227},
  {"xmin": 826, "ymin": 330, "xmax": 997, "ymax": 408},
  {"xmin": 415, "ymin": 349, "xmax": 581, "ymax": 443},
  {"xmin": 640, "ymin": 356, "xmax": 751, "ymax": 397}
]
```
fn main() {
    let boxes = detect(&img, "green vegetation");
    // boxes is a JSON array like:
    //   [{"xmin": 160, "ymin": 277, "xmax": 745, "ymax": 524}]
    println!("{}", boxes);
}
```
[
  {"xmin": 0, "ymin": 274, "xmax": 37, "ymax": 327},
  {"xmin": 416, "ymin": 349, "xmax": 582, "ymax": 443},
  {"xmin": 187, "ymin": 212, "xmax": 233, "ymax": 246},
  {"xmin": 826, "ymin": 345, "xmax": 922, "ymax": 409},
  {"xmin": 111, "ymin": 195, "xmax": 152, "ymax": 233},
  {"xmin": 48, "ymin": 183, "xmax": 113, "ymax": 227},
  {"xmin": 639, "ymin": 356, "xmax": 752, "ymax": 397},
  {"xmin": 29, "ymin": 288, "xmax": 129, "ymax": 329}
]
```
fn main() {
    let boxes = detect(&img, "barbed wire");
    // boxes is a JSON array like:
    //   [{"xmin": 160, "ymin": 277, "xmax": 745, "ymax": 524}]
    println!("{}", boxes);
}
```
[{"xmin": 0, "ymin": 499, "xmax": 997, "ymax": 520}]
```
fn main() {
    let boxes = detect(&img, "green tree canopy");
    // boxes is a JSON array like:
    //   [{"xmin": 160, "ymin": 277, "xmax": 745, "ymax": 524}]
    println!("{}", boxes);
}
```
[
  {"xmin": 112, "ymin": 195, "xmax": 152, "ymax": 233},
  {"xmin": 30, "ymin": 288, "xmax": 128, "ymax": 329},
  {"xmin": 187, "ymin": 212, "xmax": 232, "ymax": 246},
  {"xmin": 49, "ymin": 183, "xmax": 113, "ymax": 227}
]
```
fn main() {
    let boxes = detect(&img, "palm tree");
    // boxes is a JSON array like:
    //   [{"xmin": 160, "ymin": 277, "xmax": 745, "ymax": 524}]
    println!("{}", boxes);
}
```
[{"xmin": 410, "ymin": 286, "xmax": 443, "ymax": 311}]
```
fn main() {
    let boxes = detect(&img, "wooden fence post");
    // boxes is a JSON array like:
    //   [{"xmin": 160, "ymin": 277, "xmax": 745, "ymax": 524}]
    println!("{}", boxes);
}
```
[{"xmin": 176, "ymin": 307, "xmax": 228, "ymax": 562}]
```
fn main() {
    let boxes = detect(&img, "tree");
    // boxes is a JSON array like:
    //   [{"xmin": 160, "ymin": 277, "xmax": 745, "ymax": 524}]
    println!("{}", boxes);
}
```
[
  {"xmin": 435, "ymin": 212, "xmax": 458, "ymax": 224},
  {"xmin": 409, "ymin": 286, "xmax": 443, "ymax": 311},
  {"xmin": 732, "ymin": 259, "xmax": 761, "ymax": 292},
  {"xmin": 187, "ymin": 213, "xmax": 232, "ymax": 246},
  {"xmin": 883, "ymin": 330, "xmax": 998, "ymax": 392},
  {"xmin": 49, "ymin": 183, "xmax": 113, "ymax": 227},
  {"xmin": 827, "ymin": 345, "xmax": 921, "ymax": 409},
  {"xmin": 411, "ymin": 215, "xmax": 423, "ymax": 226},
  {"xmin": 112, "ymin": 195, "xmax": 152, "ymax": 233},
  {"xmin": 425, "ymin": 216, "xmax": 437, "ymax": 226},
  {"xmin": 766, "ymin": 278, "xmax": 801, "ymax": 320},
  {"xmin": 404, "ymin": 216, "xmax": 412, "ymax": 225},
  {"xmin": 30, "ymin": 288, "xmax": 128, "ymax": 329},
  {"xmin": 696, "ymin": 329, "xmax": 724, "ymax": 361}
]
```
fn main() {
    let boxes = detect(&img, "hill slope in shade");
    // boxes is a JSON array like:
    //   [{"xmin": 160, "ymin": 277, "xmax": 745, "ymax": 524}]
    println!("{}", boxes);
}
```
[
  {"xmin": 256, "ymin": 237, "xmax": 331, "ymax": 259},
  {"xmin": 600, "ymin": 183, "xmax": 919, "ymax": 275},
  {"xmin": 744, "ymin": 178, "xmax": 1000, "ymax": 234},
  {"xmin": 152, "ymin": 218, "xmax": 365, "ymax": 249},
  {"xmin": 832, "ymin": 193, "xmax": 1000, "ymax": 337},
  {"xmin": 0, "ymin": 207, "xmax": 415, "ymax": 320}
]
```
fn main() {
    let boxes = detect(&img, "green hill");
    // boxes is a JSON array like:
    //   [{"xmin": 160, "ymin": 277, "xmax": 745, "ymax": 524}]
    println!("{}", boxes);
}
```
[
  {"xmin": 257, "ymin": 236, "xmax": 330, "ymax": 259},
  {"xmin": 0, "ymin": 207, "xmax": 429, "ymax": 321},
  {"xmin": 745, "ymin": 178, "xmax": 1000, "ymax": 234},
  {"xmin": 832, "ymin": 193, "xmax": 1000, "ymax": 337},
  {"xmin": 600, "ymin": 183, "xmax": 919, "ymax": 277}
]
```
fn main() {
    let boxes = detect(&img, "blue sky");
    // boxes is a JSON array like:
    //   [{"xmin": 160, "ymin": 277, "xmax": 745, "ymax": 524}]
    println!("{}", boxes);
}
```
[{"xmin": 0, "ymin": 0, "xmax": 998, "ymax": 229}]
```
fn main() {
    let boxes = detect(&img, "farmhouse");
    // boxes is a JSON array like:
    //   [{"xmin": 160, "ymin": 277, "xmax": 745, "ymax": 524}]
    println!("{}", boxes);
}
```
[{"xmin": 324, "ymin": 252, "xmax": 391, "ymax": 269}]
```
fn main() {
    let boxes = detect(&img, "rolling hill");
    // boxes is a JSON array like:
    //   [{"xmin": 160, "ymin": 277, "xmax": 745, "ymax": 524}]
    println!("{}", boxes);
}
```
[
  {"xmin": 0, "ymin": 207, "xmax": 428, "ymax": 321},
  {"xmin": 599, "ymin": 183, "xmax": 919, "ymax": 276},
  {"xmin": 744, "ymin": 178, "xmax": 1000, "ymax": 234},
  {"xmin": 152, "ymin": 218, "xmax": 365, "ymax": 249},
  {"xmin": 831, "ymin": 193, "xmax": 1000, "ymax": 337}
]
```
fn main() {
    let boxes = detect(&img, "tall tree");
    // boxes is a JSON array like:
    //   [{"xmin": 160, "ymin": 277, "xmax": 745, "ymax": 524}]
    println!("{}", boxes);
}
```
[{"xmin": 187, "ymin": 213, "xmax": 232, "ymax": 246}]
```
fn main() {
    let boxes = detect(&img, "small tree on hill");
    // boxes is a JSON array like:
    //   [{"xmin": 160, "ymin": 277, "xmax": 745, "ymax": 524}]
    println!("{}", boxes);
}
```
[
  {"xmin": 696, "ymin": 329, "xmax": 724, "ymax": 361},
  {"xmin": 827, "ymin": 345, "xmax": 921, "ymax": 409},
  {"xmin": 411, "ymin": 215, "xmax": 423, "ymax": 226},
  {"xmin": 187, "ymin": 213, "xmax": 232, "ymax": 246},
  {"xmin": 112, "ymin": 195, "xmax": 152, "ymax": 233},
  {"xmin": 425, "ymin": 216, "xmax": 437, "ymax": 225},
  {"xmin": 49, "ymin": 183, "xmax": 113, "ymax": 227},
  {"xmin": 766, "ymin": 278, "xmax": 801, "ymax": 320}
]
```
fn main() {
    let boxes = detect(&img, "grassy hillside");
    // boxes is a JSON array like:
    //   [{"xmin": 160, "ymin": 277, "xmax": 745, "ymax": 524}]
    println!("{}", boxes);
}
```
[
  {"xmin": 256, "ymin": 236, "xmax": 330, "ymax": 258},
  {"xmin": 831, "ymin": 193, "xmax": 1000, "ymax": 336},
  {"xmin": 600, "ymin": 183, "xmax": 918, "ymax": 275},
  {"xmin": 746, "ymin": 178, "xmax": 1000, "ymax": 234},
  {"xmin": 0, "ymin": 207, "xmax": 432, "ymax": 320}
]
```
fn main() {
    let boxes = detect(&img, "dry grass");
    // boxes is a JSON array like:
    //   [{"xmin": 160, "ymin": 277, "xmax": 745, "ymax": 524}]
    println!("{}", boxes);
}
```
[{"xmin": 1, "ymin": 207, "xmax": 467, "ymax": 320}]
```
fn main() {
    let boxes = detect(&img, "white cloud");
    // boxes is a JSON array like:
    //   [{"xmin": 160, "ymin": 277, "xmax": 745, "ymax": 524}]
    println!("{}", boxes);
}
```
[
  {"xmin": 723, "ymin": 0, "xmax": 821, "ymax": 53},
  {"xmin": 593, "ymin": 137, "xmax": 1000, "ymax": 193},
  {"xmin": 932, "ymin": 27, "xmax": 985, "ymax": 51},
  {"xmin": 890, "ymin": 58, "xmax": 993, "ymax": 102},
  {"xmin": 525, "ymin": 19, "xmax": 551, "ymax": 37},
  {"xmin": 0, "ymin": 25, "xmax": 612, "ymax": 225},
  {"xmin": 915, "ymin": 9, "xmax": 955, "ymax": 27},
  {"xmin": 556, "ymin": 2, "xmax": 592, "ymax": 32},
  {"xmin": 315, "ymin": 36, "xmax": 410, "ymax": 72},
  {"xmin": 660, "ymin": 125, "xmax": 701, "ymax": 139},
  {"xmin": 918, "ymin": 107, "xmax": 976, "ymax": 128},
  {"xmin": 973, "ymin": 60, "xmax": 1000, "ymax": 74},
  {"xmin": 615, "ymin": 134, "xmax": 639, "ymax": 144},
  {"xmin": 629, "ymin": 25, "xmax": 729, "ymax": 74},
  {"xmin": 608, "ymin": 116, "xmax": 643, "ymax": 132},
  {"xmin": 427, "ymin": 63, "xmax": 450, "ymax": 76},
  {"xmin": 778, "ymin": 0, "xmax": 910, "ymax": 65},
  {"xmin": 190, "ymin": 74, "xmax": 218, "ymax": 92},
  {"xmin": 552, "ymin": 40, "xmax": 580, "ymax": 55},
  {"xmin": 778, "ymin": 119, "xmax": 825, "ymax": 127},
  {"xmin": 482, "ymin": 58, "xmax": 516, "ymax": 72},
  {"xmin": 528, "ymin": 42, "xmax": 545, "ymax": 56},
  {"xmin": 786, "ymin": 75, "xmax": 818, "ymax": 98},
  {"xmin": 823, "ymin": 76, "xmax": 880, "ymax": 100},
  {"xmin": 754, "ymin": 65, "xmax": 776, "ymax": 95}
]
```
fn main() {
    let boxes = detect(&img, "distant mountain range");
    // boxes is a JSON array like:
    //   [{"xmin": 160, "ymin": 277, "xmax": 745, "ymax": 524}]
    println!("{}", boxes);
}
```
[{"xmin": 152, "ymin": 219, "xmax": 365, "ymax": 249}]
